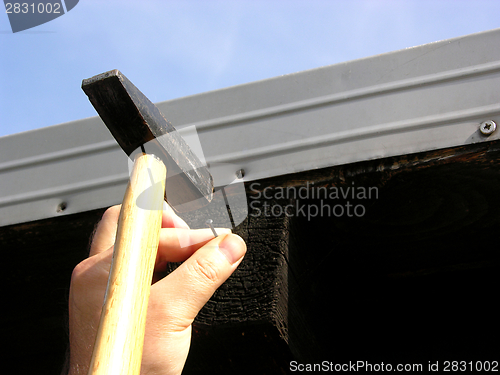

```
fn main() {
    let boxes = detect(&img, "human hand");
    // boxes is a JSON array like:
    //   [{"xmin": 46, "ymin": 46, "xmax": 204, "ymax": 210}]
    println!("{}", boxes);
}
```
[{"xmin": 67, "ymin": 204, "xmax": 246, "ymax": 375}]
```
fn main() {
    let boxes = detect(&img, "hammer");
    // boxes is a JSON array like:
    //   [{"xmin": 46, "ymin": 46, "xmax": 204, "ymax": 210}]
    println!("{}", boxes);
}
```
[{"xmin": 81, "ymin": 70, "xmax": 214, "ymax": 375}]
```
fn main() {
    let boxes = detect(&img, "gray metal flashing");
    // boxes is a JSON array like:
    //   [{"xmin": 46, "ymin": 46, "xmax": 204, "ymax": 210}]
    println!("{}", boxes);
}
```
[{"xmin": 1, "ymin": 28, "xmax": 500, "ymax": 227}]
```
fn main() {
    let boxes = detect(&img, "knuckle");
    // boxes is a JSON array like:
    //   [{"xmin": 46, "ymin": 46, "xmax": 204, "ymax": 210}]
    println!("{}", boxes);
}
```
[
  {"xmin": 71, "ymin": 260, "xmax": 88, "ymax": 282},
  {"xmin": 69, "ymin": 262, "xmax": 89, "ymax": 299},
  {"xmin": 70, "ymin": 256, "xmax": 103, "ymax": 286},
  {"xmin": 70, "ymin": 259, "xmax": 95, "ymax": 289},
  {"xmin": 191, "ymin": 257, "xmax": 221, "ymax": 284}
]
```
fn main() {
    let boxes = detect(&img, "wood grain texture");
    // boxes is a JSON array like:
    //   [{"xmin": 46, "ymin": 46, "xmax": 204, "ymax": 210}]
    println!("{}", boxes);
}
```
[{"xmin": 88, "ymin": 153, "xmax": 166, "ymax": 375}]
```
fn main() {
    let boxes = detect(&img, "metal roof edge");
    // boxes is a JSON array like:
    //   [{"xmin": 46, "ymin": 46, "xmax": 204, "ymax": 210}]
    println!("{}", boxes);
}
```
[{"xmin": 1, "ymin": 28, "xmax": 500, "ymax": 226}]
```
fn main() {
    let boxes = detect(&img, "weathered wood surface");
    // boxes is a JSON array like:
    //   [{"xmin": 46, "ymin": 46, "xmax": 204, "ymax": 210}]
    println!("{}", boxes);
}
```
[{"xmin": 2, "ymin": 140, "xmax": 500, "ymax": 374}]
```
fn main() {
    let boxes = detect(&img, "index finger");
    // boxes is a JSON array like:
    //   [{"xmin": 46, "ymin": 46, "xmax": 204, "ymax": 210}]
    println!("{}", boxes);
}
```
[{"xmin": 89, "ymin": 202, "xmax": 190, "ymax": 257}]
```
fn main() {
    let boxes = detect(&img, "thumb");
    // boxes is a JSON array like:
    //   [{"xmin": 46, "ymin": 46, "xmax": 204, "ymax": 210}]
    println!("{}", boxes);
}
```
[{"xmin": 150, "ymin": 233, "xmax": 246, "ymax": 331}]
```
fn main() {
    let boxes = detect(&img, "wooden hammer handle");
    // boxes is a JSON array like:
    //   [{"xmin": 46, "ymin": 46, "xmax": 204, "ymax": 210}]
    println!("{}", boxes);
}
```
[{"xmin": 88, "ymin": 153, "xmax": 166, "ymax": 375}]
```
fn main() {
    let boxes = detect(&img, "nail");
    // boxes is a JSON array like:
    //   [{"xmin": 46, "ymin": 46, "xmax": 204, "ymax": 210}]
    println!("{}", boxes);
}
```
[
  {"xmin": 218, "ymin": 234, "xmax": 246, "ymax": 265},
  {"xmin": 206, "ymin": 219, "xmax": 218, "ymax": 237}
]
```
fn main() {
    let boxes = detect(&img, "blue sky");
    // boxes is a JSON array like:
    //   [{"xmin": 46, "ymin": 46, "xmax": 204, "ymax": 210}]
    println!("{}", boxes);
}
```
[{"xmin": 1, "ymin": 0, "xmax": 500, "ymax": 138}]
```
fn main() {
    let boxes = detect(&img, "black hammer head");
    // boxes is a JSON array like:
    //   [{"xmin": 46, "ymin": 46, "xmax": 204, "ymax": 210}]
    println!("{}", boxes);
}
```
[{"xmin": 82, "ymin": 69, "xmax": 213, "ymax": 212}]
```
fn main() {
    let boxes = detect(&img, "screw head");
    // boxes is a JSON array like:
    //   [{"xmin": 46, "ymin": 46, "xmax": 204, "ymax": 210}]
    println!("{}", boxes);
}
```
[
  {"xmin": 235, "ymin": 168, "xmax": 245, "ymax": 179},
  {"xmin": 480, "ymin": 120, "xmax": 497, "ymax": 135},
  {"xmin": 56, "ymin": 202, "xmax": 67, "ymax": 213}
]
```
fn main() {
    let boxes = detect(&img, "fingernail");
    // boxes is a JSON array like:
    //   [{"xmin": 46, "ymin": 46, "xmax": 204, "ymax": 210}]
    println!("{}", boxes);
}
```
[{"xmin": 218, "ymin": 234, "xmax": 246, "ymax": 265}]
